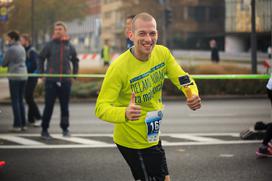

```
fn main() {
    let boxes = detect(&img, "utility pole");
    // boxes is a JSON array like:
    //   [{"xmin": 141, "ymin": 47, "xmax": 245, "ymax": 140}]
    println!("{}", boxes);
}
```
[
  {"xmin": 31, "ymin": 0, "xmax": 35, "ymax": 46},
  {"xmin": 251, "ymin": 0, "xmax": 257, "ymax": 74},
  {"xmin": 159, "ymin": 0, "xmax": 167, "ymax": 45},
  {"xmin": 158, "ymin": 0, "xmax": 172, "ymax": 46}
]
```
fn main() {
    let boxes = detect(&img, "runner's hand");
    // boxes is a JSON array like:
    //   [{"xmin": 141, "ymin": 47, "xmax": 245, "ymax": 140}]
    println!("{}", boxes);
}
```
[
  {"xmin": 186, "ymin": 95, "xmax": 201, "ymax": 111},
  {"xmin": 125, "ymin": 92, "xmax": 141, "ymax": 121}
]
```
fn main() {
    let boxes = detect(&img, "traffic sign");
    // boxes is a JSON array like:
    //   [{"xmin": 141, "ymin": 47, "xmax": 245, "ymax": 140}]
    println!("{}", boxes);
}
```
[{"xmin": 0, "ymin": 6, "xmax": 8, "ymax": 22}]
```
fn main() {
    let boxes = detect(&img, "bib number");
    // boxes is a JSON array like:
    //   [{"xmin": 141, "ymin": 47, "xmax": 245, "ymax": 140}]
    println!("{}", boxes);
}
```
[{"xmin": 145, "ymin": 110, "xmax": 163, "ymax": 143}]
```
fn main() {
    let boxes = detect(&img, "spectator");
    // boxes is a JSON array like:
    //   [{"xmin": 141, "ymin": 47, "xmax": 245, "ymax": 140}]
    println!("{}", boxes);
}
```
[
  {"xmin": 2, "ymin": 30, "xmax": 27, "ymax": 132},
  {"xmin": 95, "ymin": 12, "xmax": 201, "ymax": 180},
  {"xmin": 268, "ymin": 46, "xmax": 271, "ymax": 59},
  {"xmin": 209, "ymin": 39, "xmax": 220, "ymax": 63},
  {"xmin": 101, "ymin": 39, "xmax": 111, "ymax": 66},
  {"xmin": 38, "ymin": 21, "xmax": 79, "ymax": 139},
  {"xmin": 0, "ymin": 50, "xmax": 3, "ymax": 64},
  {"xmin": 20, "ymin": 34, "xmax": 42, "ymax": 127},
  {"xmin": 125, "ymin": 15, "xmax": 135, "ymax": 49}
]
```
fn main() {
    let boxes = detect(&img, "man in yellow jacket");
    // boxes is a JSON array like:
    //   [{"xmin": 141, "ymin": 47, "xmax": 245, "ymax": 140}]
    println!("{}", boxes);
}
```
[
  {"xmin": 101, "ymin": 39, "xmax": 111, "ymax": 66},
  {"xmin": 95, "ymin": 12, "xmax": 201, "ymax": 181}
]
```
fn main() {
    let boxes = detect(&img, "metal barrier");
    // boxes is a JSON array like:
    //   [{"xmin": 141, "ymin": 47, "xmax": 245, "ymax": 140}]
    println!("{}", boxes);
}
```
[{"xmin": 0, "ymin": 73, "xmax": 270, "ymax": 79}]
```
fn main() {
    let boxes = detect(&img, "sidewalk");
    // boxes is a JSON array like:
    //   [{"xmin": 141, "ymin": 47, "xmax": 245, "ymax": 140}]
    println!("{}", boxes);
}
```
[
  {"xmin": 0, "ymin": 79, "xmax": 9, "ymax": 101},
  {"xmin": 0, "ymin": 78, "xmax": 267, "ymax": 104}
]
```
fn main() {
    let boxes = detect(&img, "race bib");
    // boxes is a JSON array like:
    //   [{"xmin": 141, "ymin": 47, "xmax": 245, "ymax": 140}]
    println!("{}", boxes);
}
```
[{"xmin": 145, "ymin": 110, "xmax": 163, "ymax": 143}]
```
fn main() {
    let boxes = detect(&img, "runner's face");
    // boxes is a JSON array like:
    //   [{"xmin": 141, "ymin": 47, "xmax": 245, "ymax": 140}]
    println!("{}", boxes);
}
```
[
  {"xmin": 20, "ymin": 37, "xmax": 28, "ymax": 47},
  {"xmin": 54, "ymin": 25, "xmax": 66, "ymax": 39},
  {"xmin": 131, "ymin": 18, "xmax": 158, "ymax": 59}
]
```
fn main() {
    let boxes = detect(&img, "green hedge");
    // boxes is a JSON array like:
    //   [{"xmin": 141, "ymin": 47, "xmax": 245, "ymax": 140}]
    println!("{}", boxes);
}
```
[
  {"xmin": 163, "ymin": 79, "xmax": 267, "ymax": 97},
  {"xmin": 33, "ymin": 64, "xmax": 268, "ymax": 98},
  {"xmin": 34, "ymin": 78, "xmax": 267, "ymax": 99}
]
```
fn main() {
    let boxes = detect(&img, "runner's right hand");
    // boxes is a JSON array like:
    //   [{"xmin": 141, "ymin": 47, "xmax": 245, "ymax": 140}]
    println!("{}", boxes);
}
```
[{"xmin": 125, "ymin": 92, "xmax": 141, "ymax": 121}]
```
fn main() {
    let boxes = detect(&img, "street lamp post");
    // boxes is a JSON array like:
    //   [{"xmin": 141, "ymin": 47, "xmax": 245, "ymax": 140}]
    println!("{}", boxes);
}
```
[
  {"xmin": 31, "ymin": 0, "xmax": 35, "ymax": 46},
  {"xmin": 251, "ymin": 0, "xmax": 257, "ymax": 74}
]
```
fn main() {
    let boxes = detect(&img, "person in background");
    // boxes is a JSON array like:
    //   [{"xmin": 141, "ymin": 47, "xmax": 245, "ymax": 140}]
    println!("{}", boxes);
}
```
[
  {"xmin": 2, "ymin": 30, "xmax": 27, "ymax": 132},
  {"xmin": 0, "ymin": 50, "xmax": 3, "ymax": 64},
  {"xmin": 95, "ymin": 12, "xmax": 201, "ymax": 181},
  {"xmin": 20, "ymin": 34, "xmax": 42, "ymax": 127},
  {"xmin": 101, "ymin": 39, "xmax": 111, "ymax": 66},
  {"xmin": 0, "ymin": 49, "xmax": 8, "ymax": 73},
  {"xmin": 209, "ymin": 39, "xmax": 220, "ymax": 63},
  {"xmin": 38, "ymin": 21, "xmax": 79, "ymax": 139},
  {"xmin": 125, "ymin": 15, "xmax": 135, "ymax": 49},
  {"xmin": 256, "ymin": 75, "xmax": 272, "ymax": 157},
  {"xmin": 268, "ymin": 46, "xmax": 271, "ymax": 59}
]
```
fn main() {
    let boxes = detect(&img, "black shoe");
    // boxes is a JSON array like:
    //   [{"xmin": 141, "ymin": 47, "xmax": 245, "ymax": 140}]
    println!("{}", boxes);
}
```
[
  {"xmin": 62, "ymin": 129, "xmax": 71, "ymax": 137},
  {"xmin": 41, "ymin": 130, "xmax": 52, "ymax": 140}
]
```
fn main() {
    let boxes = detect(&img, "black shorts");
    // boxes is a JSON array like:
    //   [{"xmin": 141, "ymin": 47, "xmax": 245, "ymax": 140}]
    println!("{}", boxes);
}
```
[
  {"xmin": 116, "ymin": 141, "xmax": 169, "ymax": 181},
  {"xmin": 267, "ymin": 88, "xmax": 272, "ymax": 105}
]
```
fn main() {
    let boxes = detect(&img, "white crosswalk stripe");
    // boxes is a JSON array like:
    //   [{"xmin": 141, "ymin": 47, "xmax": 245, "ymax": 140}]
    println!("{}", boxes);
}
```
[
  {"xmin": 0, "ymin": 135, "xmax": 44, "ymax": 145},
  {"xmin": 52, "ymin": 135, "xmax": 112, "ymax": 146},
  {"xmin": 0, "ymin": 133, "xmax": 261, "ymax": 149},
  {"xmin": 168, "ymin": 134, "xmax": 222, "ymax": 142}
]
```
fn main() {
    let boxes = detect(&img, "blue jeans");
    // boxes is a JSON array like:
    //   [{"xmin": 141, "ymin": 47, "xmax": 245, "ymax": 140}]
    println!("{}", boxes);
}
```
[
  {"xmin": 42, "ymin": 80, "xmax": 71, "ymax": 131},
  {"xmin": 9, "ymin": 80, "xmax": 26, "ymax": 128},
  {"xmin": 24, "ymin": 77, "xmax": 42, "ymax": 123}
]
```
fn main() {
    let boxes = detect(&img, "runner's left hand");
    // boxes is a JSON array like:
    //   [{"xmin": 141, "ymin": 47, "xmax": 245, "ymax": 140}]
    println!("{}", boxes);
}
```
[{"xmin": 186, "ymin": 95, "xmax": 201, "ymax": 111}]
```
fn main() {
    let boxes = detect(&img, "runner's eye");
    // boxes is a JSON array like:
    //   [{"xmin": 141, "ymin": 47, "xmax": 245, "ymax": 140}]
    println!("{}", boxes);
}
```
[
  {"xmin": 138, "ymin": 32, "xmax": 147, "ymax": 37},
  {"xmin": 149, "ymin": 32, "xmax": 157, "ymax": 37}
]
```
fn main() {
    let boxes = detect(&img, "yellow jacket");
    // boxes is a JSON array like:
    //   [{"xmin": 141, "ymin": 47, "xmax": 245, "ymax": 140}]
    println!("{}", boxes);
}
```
[{"xmin": 95, "ymin": 45, "xmax": 198, "ymax": 149}]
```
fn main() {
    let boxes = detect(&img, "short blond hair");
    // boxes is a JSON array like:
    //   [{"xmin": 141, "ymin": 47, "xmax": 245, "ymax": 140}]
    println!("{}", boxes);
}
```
[
  {"xmin": 54, "ymin": 21, "xmax": 67, "ymax": 31},
  {"xmin": 131, "ymin": 12, "xmax": 156, "ymax": 32}
]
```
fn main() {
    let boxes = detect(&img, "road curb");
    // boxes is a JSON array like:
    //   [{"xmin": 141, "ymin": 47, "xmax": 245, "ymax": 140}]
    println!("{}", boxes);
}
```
[{"xmin": 0, "ymin": 94, "xmax": 267, "ymax": 105}]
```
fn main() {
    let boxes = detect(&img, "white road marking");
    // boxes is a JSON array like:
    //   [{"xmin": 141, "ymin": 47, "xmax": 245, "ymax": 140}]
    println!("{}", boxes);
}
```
[
  {"xmin": 188, "ymin": 113, "xmax": 238, "ymax": 117},
  {"xmin": 168, "ymin": 134, "xmax": 222, "ymax": 142},
  {"xmin": 177, "ymin": 149, "xmax": 186, "ymax": 152},
  {"xmin": 0, "ymin": 135, "xmax": 44, "ymax": 145},
  {"xmin": 0, "ymin": 133, "xmax": 261, "ymax": 149},
  {"xmin": 52, "ymin": 135, "xmax": 112, "ymax": 145},
  {"xmin": 219, "ymin": 154, "xmax": 234, "ymax": 158}
]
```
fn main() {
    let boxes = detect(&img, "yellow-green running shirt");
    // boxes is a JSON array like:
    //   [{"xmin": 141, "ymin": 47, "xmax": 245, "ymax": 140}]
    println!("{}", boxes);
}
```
[{"xmin": 95, "ymin": 45, "xmax": 199, "ymax": 149}]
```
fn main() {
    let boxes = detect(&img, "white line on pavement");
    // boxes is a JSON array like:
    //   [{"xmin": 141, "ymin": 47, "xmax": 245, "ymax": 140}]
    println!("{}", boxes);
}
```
[
  {"xmin": 0, "ymin": 140, "xmax": 261, "ymax": 149},
  {"xmin": 169, "ymin": 134, "xmax": 222, "ymax": 142},
  {"xmin": 0, "ymin": 135, "xmax": 45, "ymax": 145},
  {"xmin": 219, "ymin": 154, "xmax": 234, "ymax": 158},
  {"xmin": 52, "ymin": 135, "xmax": 112, "ymax": 145},
  {"xmin": 0, "ymin": 133, "xmax": 261, "ymax": 149}
]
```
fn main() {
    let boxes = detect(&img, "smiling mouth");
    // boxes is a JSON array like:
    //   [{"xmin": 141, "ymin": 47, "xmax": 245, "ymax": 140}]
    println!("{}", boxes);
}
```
[{"xmin": 142, "ymin": 43, "xmax": 153, "ymax": 49}]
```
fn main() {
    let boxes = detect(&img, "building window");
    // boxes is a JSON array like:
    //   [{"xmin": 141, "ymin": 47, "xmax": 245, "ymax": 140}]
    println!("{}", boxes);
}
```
[
  {"xmin": 183, "ymin": 7, "xmax": 188, "ymax": 20},
  {"xmin": 188, "ymin": 6, "xmax": 207, "ymax": 22}
]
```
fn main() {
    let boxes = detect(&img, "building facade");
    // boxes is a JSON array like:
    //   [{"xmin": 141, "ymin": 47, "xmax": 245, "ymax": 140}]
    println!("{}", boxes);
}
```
[
  {"xmin": 67, "ymin": 0, "xmax": 101, "ymax": 53},
  {"xmin": 225, "ymin": 0, "xmax": 272, "ymax": 52},
  {"xmin": 98, "ymin": 0, "xmax": 271, "ymax": 53},
  {"xmin": 99, "ymin": 0, "xmax": 225, "ymax": 51},
  {"xmin": 100, "ymin": 0, "xmax": 124, "ymax": 52}
]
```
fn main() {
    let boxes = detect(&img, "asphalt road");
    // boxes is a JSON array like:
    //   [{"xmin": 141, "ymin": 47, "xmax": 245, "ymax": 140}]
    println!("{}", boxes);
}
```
[{"xmin": 0, "ymin": 98, "xmax": 271, "ymax": 181}]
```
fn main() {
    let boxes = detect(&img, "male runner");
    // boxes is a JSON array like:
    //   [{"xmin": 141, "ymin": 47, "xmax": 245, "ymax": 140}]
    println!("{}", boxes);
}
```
[{"xmin": 95, "ymin": 12, "xmax": 201, "ymax": 181}]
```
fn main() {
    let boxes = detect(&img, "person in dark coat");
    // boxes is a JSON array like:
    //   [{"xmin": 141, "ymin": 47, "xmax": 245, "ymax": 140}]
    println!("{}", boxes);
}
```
[
  {"xmin": 38, "ymin": 21, "xmax": 79, "ymax": 139},
  {"xmin": 209, "ymin": 39, "xmax": 220, "ymax": 63},
  {"xmin": 20, "ymin": 34, "xmax": 42, "ymax": 127}
]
